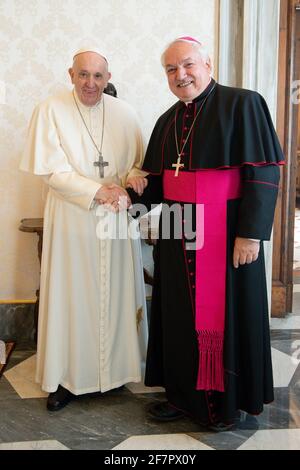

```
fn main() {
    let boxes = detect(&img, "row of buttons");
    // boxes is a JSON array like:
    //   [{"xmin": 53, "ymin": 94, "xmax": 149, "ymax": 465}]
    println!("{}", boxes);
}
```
[{"xmin": 179, "ymin": 103, "xmax": 196, "ymax": 164}]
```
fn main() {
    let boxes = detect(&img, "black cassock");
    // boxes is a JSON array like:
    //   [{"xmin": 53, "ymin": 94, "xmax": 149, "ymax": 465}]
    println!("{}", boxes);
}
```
[{"xmin": 128, "ymin": 80, "xmax": 284, "ymax": 425}]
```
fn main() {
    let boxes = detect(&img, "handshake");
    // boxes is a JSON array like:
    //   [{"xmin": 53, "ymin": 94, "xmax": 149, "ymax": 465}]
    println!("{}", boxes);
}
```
[{"xmin": 94, "ymin": 176, "xmax": 148, "ymax": 212}]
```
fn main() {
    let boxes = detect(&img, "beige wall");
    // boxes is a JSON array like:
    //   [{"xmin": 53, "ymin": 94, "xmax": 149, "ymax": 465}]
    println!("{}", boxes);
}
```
[{"xmin": 0, "ymin": 0, "xmax": 217, "ymax": 300}]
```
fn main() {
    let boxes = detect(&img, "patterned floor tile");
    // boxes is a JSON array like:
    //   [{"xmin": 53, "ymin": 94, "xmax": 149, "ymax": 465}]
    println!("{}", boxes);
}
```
[
  {"xmin": 112, "ymin": 433, "xmax": 213, "ymax": 450},
  {"xmin": 1, "ymin": 297, "xmax": 300, "ymax": 451},
  {"xmin": 125, "ymin": 382, "xmax": 164, "ymax": 394},
  {"xmin": 4, "ymin": 354, "xmax": 47, "ymax": 398},
  {"xmin": 0, "ymin": 440, "xmax": 69, "ymax": 450},
  {"xmin": 270, "ymin": 315, "xmax": 300, "ymax": 330},
  {"xmin": 271, "ymin": 347, "xmax": 300, "ymax": 387},
  {"xmin": 237, "ymin": 429, "xmax": 300, "ymax": 450}
]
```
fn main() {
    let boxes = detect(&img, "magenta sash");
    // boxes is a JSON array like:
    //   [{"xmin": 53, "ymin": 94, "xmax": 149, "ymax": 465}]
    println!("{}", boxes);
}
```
[{"xmin": 163, "ymin": 169, "xmax": 242, "ymax": 391}]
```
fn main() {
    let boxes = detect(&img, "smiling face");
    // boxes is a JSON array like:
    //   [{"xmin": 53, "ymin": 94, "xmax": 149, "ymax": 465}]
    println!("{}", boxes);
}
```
[
  {"xmin": 163, "ymin": 41, "xmax": 212, "ymax": 102},
  {"xmin": 69, "ymin": 52, "xmax": 111, "ymax": 106}
]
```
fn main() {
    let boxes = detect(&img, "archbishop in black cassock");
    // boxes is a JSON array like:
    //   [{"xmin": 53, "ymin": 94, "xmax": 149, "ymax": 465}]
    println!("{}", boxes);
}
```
[{"xmin": 127, "ymin": 37, "xmax": 284, "ymax": 430}]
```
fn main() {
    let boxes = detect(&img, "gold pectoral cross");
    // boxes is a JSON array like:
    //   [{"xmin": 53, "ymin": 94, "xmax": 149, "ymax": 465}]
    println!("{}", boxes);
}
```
[{"xmin": 172, "ymin": 157, "xmax": 184, "ymax": 177}]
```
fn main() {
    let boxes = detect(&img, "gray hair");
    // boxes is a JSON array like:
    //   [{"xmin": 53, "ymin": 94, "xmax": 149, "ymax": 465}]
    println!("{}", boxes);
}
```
[{"xmin": 161, "ymin": 38, "xmax": 210, "ymax": 68}]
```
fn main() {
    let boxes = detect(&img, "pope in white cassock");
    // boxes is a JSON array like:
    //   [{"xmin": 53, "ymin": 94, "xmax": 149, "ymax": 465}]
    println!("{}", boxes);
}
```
[{"xmin": 20, "ymin": 47, "xmax": 149, "ymax": 411}]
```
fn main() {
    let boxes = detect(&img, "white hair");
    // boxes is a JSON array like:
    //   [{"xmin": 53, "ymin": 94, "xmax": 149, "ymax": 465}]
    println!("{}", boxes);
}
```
[{"xmin": 161, "ymin": 38, "xmax": 210, "ymax": 68}]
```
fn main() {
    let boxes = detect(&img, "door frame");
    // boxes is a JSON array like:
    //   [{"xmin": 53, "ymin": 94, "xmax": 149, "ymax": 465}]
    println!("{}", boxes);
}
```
[{"xmin": 272, "ymin": 0, "xmax": 300, "ymax": 316}]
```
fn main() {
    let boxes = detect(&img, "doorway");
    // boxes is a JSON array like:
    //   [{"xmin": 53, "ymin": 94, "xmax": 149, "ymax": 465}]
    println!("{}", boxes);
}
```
[
  {"xmin": 293, "ymin": 105, "xmax": 300, "ymax": 284},
  {"xmin": 272, "ymin": 1, "xmax": 300, "ymax": 316}
]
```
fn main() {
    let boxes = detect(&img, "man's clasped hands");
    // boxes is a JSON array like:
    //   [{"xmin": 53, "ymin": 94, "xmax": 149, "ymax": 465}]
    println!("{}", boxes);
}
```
[{"xmin": 94, "ymin": 176, "xmax": 148, "ymax": 212}]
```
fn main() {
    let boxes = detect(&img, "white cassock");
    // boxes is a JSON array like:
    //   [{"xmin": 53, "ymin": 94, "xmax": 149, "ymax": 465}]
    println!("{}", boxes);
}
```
[{"xmin": 20, "ymin": 89, "xmax": 148, "ymax": 394}]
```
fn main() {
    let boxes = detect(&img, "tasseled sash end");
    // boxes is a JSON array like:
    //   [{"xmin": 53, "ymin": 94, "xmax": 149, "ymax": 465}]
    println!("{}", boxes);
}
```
[{"xmin": 196, "ymin": 330, "xmax": 225, "ymax": 392}]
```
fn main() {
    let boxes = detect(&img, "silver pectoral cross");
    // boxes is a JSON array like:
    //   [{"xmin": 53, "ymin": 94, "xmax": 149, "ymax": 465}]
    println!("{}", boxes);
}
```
[
  {"xmin": 94, "ymin": 153, "xmax": 109, "ymax": 178},
  {"xmin": 172, "ymin": 157, "xmax": 184, "ymax": 177}
]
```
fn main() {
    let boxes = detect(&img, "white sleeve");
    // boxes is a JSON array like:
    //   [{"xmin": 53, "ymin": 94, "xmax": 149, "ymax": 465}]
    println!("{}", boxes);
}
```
[
  {"xmin": 122, "ymin": 108, "xmax": 148, "ymax": 186},
  {"xmin": 43, "ymin": 172, "xmax": 101, "ymax": 210},
  {"xmin": 20, "ymin": 101, "xmax": 75, "ymax": 175},
  {"xmin": 21, "ymin": 99, "xmax": 102, "ymax": 210}
]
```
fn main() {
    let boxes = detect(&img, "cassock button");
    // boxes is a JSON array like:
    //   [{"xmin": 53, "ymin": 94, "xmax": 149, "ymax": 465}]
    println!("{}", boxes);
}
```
[
  {"xmin": 192, "ymin": 285, "xmax": 195, "ymax": 289},
  {"xmin": 190, "ymin": 272, "xmax": 194, "ymax": 276},
  {"xmin": 188, "ymin": 259, "xmax": 192, "ymax": 263}
]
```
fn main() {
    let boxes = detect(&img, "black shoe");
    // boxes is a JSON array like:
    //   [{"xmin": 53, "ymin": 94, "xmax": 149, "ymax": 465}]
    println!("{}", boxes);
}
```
[
  {"xmin": 148, "ymin": 401, "xmax": 185, "ymax": 422},
  {"xmin": 47, "ymin": 385, "xmax": 74, "ymax": 411},
  {"xmin": 208, "ymin": 421, "xmax": 236, "ymax": 432}
]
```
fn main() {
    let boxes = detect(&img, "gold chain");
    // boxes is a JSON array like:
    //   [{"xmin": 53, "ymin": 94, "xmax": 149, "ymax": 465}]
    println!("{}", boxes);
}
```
[{"xmin": 174, "ymin": 83, "xmax": 216, "ymax": 159}]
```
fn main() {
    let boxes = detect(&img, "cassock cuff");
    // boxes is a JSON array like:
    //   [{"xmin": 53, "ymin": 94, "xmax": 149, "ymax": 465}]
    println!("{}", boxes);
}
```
[
  {"xmin": 89, "ymin": 184, "xmax": 103, "ymax": 210},
  {"xmin": 126, "ymin": 169, "xmax": 149, "ymax": 182}
]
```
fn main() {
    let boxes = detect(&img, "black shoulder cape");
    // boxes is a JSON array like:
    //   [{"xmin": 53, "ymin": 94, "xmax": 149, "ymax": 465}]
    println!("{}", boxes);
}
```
[{"xmin": 143, "ymin": 83, "xmax": 284, "ymax": 174}]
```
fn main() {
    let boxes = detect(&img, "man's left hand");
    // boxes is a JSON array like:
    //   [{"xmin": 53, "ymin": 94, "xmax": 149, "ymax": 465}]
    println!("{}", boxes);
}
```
[
  {"xmin": 233, "ymin": 237, "xmax": 260, "ymax": 269},
  {"xmin": 126, "ymin": 176, "xmax": 148, "ymax": 196}
]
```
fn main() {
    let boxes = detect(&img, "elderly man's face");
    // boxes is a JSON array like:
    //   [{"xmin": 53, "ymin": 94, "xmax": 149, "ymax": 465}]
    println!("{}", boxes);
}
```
[
  {"xmin": 164, "ymin": 42, "xmax": 211, "ymax": 102},
  {"xmin": 69, "ymin": 52, "xmax": 111, "ymax": 106}
]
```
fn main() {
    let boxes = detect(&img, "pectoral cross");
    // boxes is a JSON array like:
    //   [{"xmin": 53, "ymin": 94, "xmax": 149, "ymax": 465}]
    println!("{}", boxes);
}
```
[
  {"xmin": 94, "ymin": 153, "xmax": 109, "ymax": 178},
  {"xmin": 172, "ymin": 157, "xmax": 184, "ymax": 177}
]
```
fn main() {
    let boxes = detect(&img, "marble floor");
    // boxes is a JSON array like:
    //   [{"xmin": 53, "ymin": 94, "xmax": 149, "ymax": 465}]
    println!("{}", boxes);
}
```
[{"xmin": 1, "ymin": 293, "xmax": 300, "ymax": 452}]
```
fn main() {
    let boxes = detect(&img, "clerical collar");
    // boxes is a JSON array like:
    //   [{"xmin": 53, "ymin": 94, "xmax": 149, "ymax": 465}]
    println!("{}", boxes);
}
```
[
  {"xmin": 73, "ymin": 89, "xmax": 103, "ymax": 110},
  {"xmin": 182, "ymin": 78, "xmax": 216, "ymax": 107}
]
